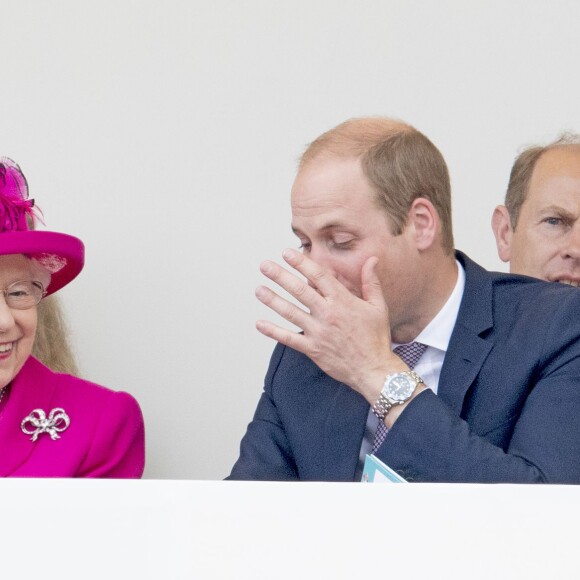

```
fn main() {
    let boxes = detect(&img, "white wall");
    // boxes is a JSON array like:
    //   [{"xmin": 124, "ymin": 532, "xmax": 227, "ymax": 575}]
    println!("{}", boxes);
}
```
[{"xmin": 2, "ymin": 0, "xmax": 579, "ymax": 479}]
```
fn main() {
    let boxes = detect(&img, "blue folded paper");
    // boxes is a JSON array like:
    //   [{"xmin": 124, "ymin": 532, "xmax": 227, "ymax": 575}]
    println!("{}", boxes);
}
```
[{"xmin": 361, "ymin": 454, "xmax": 408, "ymax": 483}]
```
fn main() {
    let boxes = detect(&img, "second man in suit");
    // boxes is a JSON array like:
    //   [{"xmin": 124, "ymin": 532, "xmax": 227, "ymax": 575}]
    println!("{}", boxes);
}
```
[{"xmin": 492, "ymin": 134, "xmax": 580, "ymax": 284}]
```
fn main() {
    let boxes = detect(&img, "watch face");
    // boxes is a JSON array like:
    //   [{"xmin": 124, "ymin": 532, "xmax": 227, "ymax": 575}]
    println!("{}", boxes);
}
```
[{"xmin": 385, "ymin": 374, "xmax": 415, "ymax": 402}]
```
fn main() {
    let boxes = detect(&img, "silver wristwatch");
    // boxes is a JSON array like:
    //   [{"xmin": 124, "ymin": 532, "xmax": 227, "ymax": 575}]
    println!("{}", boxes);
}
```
[{"xmin": 372, "ymin": 371, "xmax": 424, "ymax": 420}]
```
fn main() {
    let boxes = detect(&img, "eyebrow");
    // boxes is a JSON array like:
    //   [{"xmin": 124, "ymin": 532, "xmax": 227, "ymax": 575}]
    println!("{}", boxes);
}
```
[
  {"xmin": 537, "ymin": 205, "xmax": 575, "ymax": 218},
  {"xmin": 291, "ymin": 222, "xmax": 351, "ymax": 235}
]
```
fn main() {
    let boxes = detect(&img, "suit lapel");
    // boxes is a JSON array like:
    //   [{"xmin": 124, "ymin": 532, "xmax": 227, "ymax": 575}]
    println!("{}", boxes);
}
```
[
  {"xmin": 439, "ymin": 323, "xmax": 493, "ymax": 413},
  {"xmin": 0, "ymin": 357, "xmax": 57, "ymax": 476},
  {"xmin": 438, "ymin": 252, "xmax": 494, "ymax": 414},
  {"xmin": 322, "ymin": 382, "xmax": 369, "ymax": 481}
]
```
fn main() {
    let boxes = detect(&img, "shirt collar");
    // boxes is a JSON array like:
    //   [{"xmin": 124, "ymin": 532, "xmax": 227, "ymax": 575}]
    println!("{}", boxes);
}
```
[{"xmin": 404, "ymin": 260, "xmax": 465, "ymax": 354}]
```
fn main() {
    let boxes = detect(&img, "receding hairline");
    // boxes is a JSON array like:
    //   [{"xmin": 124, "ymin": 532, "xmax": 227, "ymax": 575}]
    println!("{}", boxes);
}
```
[
  {"xmin": 299, "ymin": 117, "xmax": 416, "ymax": 168},
  {"xmin": 505, "ymin": 134, "xmax": 580, "ymax": 229},
  {"xmin": 535, "ymin": 142, "xmax": 580, "ymax": 164}
]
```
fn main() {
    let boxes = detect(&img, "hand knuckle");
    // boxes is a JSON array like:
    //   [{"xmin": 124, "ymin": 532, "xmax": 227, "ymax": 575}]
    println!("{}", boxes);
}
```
[
  {"xmin": 312, "ymin": 268, "xmax": 326, "ymax": 282},
  {"xmin": 292, "ymin": 282, "xmax": 307, "ymax": 298},
  {"xmin": 308, "ymin": 342, "xmax": 321, "ymax": 359},
  {"xmin": 281, "ymin": 303, "xmax": 297, "ymax": 322}
]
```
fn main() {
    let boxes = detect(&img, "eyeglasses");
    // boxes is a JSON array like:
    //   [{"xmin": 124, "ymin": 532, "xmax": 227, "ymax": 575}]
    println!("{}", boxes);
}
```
[{"xmin": 2, "ymin": 280, "xmax": 46, "ymax": 310}]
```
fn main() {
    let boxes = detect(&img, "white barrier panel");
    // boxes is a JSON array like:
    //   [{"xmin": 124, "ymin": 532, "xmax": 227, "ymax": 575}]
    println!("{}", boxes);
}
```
[{"xmin": 0, "ymin": 479, "xmax": 577, "ymax": 579}]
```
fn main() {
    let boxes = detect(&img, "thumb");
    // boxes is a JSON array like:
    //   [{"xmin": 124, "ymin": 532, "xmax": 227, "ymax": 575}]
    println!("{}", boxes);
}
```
[{"xmin": 361, "ymin": 257, "xmax": 384, "ymax": 306}]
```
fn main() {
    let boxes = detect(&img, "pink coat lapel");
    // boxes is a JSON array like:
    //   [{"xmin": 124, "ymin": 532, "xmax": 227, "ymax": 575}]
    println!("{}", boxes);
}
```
[{"xmin": 0, "ymin": 357, "xmax": 58, "ymax": 476}]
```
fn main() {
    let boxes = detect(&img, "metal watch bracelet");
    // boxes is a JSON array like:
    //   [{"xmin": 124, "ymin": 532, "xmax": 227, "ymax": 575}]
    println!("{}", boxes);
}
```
[
  {"xmin": 372, "ymin": 393, "xmax": 393, "ymax": 421},
  {"xmin": 371, "ymin": 370, "xmax": 424, "ymax": 421}
]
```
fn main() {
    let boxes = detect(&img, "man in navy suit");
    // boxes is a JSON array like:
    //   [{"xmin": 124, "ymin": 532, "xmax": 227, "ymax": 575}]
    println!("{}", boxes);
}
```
[{"xmin": 230, "ymin": 117, "xmax": 580, "ymax": 483}]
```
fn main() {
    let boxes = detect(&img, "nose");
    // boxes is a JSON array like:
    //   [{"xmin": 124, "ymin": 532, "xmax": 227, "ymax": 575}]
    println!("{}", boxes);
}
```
[
  {"xmin": 563, "ymin": 224, "xmax": 580, "ymax": 261},
  {"xmin": 0, "ymin": 296, "xmax": 16, "ymax": 332},
  {"xmin": 307, "ymin": 243, "xmax": 336, "ymax": 277}
]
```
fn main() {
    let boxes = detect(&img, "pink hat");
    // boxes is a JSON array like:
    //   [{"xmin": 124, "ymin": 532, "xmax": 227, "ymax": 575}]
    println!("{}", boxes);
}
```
[{"xmin": 0, "ymin": 157, "xmax": 84, "ymax": 296}]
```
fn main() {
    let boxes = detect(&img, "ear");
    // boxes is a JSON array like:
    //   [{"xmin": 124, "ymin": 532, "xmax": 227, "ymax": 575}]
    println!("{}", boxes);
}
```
[
  {"xmin": 491, "ymin": 205, "xmax": 513, "ymax": 263},
  {"xmin": 407, "ymin": 198, "xmax": 438, "ymax": 251}
]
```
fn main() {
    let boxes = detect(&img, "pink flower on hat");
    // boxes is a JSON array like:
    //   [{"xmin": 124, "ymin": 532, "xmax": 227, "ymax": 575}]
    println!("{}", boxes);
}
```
[
  {"xmin": 0, "ymin": 156, "xmax": 84, "ymax": 295},
  {"xmin": 0, "ymin": 157, "xmax": 37, "ymax": 233}
]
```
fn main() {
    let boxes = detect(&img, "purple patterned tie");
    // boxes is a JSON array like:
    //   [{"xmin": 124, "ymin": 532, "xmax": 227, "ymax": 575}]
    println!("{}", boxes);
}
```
[{"xmin": 371, "ymin": 342, "xmax": 427, "ymax": 453}]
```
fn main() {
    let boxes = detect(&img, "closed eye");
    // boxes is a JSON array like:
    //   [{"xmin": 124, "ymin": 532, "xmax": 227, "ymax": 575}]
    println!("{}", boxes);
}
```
[{"xmin": 331, "ymin": 239, "xmax": 355, "ymax": 250}]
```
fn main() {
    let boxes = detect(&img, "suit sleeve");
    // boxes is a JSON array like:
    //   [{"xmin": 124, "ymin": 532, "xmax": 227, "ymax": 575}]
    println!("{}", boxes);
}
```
[
  {"xmin": 78, "ymin": 391, "xmax": 145, "ymax": 478},
  {"xmin": 229, "ymin": 344, "xmax": 299, "ymax": 481},
  {"xmin": 377, "ymin": 294, "xmax": 580, "ymax": 484}
]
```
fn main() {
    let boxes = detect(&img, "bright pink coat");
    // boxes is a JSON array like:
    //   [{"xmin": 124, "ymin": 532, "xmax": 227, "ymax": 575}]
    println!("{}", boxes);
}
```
[{"xmin": 0, "ymin": 357, "xmax": 145, "ymax": 478}]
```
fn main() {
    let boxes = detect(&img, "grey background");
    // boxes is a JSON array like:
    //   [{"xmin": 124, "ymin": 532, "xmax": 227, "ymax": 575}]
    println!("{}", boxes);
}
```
[{"xmin": 2, "ymin": 0, "xmax": 578, "ymax": 478}]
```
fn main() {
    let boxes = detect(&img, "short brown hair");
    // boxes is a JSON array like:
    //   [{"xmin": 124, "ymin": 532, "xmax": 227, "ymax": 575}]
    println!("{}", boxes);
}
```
[
  {"xmin": 299, "ymin": 117, "xmax": 454, "ymax": 252},
  {"xmin": 506, "ymin": 133, "xmax": 580, "ymax": 229}
]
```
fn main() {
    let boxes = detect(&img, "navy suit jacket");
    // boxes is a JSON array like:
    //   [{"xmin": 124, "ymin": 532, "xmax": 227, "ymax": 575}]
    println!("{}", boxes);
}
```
[{"xmin": 230, "ymin": 252, "xmax": 580, "ymax": 483}]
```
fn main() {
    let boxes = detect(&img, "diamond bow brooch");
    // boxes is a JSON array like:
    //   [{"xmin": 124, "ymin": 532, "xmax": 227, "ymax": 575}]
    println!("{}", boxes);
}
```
[{"xmin": 21, "ymin": 408, "xmax": 71, "ymax": 441}]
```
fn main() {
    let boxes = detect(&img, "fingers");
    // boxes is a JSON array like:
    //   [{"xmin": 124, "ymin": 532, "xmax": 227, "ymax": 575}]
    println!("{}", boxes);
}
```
[
  {"xmin": 256, "ymin": 252, "xmax": 326, "ymax": 349},
  {"xmin": 360, "ymin": 257, "xmax": 384, "ymax": 307},
  {"xmin": 260, "ymin": 257, "xmax": 322, "ymax": 310},
  {"xmin": 255, "ymin": 319, "xmax": 308, "ymax": 354},
  {"xmin": 282, "ymin": 249, "xmax": 338, "ymax": 298},
  {"xmin": 255, "ymin": 285, "xmax": 310, "ymax": 330}
]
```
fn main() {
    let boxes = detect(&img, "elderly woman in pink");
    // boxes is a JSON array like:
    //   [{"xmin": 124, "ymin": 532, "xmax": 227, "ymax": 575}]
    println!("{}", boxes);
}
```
[{"xmin": 0, "ymin": 157, "xmax": 144, "ymax": 477}]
